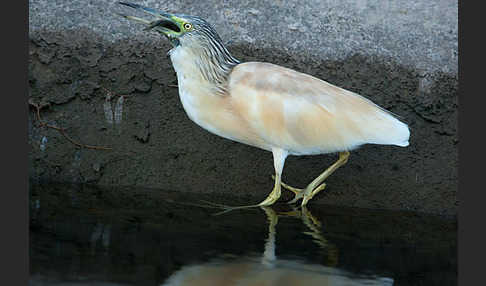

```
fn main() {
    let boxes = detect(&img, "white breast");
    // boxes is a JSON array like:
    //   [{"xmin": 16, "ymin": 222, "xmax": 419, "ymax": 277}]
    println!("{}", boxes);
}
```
[
  {"xmin": 168, "ymin": 47, "xmax": 270, "ymax": 151},
  {"xmin": 169, "ymin": 47, "xmax": 239, "ymax": 141},
  {"xmin": 169, "ymin": 47, "xmax": 203, "ymax": 124}
]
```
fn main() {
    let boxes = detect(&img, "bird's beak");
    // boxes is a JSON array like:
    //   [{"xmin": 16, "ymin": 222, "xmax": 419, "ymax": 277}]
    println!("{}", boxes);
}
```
[{"xmin": 118, "ymin": 2, "xmax": 183, "ymax": 43}]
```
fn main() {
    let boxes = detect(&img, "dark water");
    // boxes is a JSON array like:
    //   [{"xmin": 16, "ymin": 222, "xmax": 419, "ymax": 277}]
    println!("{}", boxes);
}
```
[{"xmin": 29, "ymin": 183, "xmax": 456, "ymax": 286}]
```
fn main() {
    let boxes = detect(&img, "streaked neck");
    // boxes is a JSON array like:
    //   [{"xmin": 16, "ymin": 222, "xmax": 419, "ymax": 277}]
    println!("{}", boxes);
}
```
[{"xmin": 169, "ymin": 42, "xmax": 240, "ymax": 93}]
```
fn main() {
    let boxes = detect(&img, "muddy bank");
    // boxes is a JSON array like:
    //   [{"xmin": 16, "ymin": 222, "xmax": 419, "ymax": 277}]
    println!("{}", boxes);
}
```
[{"xmin": 28, "ymin": 26, "xmax": 457, "ymax": 215}]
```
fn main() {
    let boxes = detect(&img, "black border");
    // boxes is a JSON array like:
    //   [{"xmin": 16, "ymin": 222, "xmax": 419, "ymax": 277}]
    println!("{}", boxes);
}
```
[
  {"xmin": 458, "ymin": 1, "xmax": 480, "ymax": 286},
  {"xmin": 4, "ymin": 0, "xmax": 29, "ymax": 285}
]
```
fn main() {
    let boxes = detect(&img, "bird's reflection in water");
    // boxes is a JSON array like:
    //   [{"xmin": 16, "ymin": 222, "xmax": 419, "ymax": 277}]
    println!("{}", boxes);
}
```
[
  {"xmin": 260, "ymin": 206, "xmax": 338, "ymax": 268},
  {"xmin": 162, "ymin": 206, "xmax": 394, "ymax": 286}
]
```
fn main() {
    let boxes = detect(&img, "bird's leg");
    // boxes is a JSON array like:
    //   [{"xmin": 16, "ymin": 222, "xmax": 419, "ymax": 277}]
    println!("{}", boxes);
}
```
[
  {"xmin": 273, "ymin": 151, "xmax": 350, "ymax": 205},
  {"xmin": 301, "ymin": 151, "xmax": 350, "ymax": 206},
  {"xmin": 258, "ymin": 148, "xmax": 288, "ymax": 207}
]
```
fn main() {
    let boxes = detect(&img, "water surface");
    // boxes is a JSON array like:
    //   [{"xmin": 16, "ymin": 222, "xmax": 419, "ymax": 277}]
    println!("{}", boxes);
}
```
[{"xmin": 29, "ymin": 183, "xmax": 456, "ymax": 285}]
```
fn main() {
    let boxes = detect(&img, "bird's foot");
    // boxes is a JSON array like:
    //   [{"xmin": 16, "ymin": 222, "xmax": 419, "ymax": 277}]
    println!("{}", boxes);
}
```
[
  {"xmin": 301, "ymin": 183, "xmax": 327, "ymax": 206},
  {"xmin": 257, "ymin": 181, "xmax": 282, "ymax": 207},
  {"xmin": 271, "ymin": 175, "xmax": 304, "ymax": 203},
  {"xmin": 258, "ymin": 192, "xmax": 281, "ymax": 206},
  {"xmin": 271, "ymin": 175, "xmax": 327, "ymax": 206},
  {"xmin": 200, "ymin": 181, "xmax": 282, "ymax": 215}
]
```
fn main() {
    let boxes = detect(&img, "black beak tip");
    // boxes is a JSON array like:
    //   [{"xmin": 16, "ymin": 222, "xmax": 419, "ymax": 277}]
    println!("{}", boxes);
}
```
[{"xmin": 118, "ymin": 2, "xmax": 139, "ymax": 9}]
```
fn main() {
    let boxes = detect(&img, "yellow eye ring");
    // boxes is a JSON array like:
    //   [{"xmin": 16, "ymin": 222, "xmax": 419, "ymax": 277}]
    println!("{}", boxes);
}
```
[{"xmin": 183, "ymin": 23, "xmax": 193, "ymax": 30}]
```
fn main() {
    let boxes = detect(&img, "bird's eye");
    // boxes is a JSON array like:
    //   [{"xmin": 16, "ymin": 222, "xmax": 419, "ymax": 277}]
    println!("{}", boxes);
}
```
[{"xmin": 183, "ymin": 23, "xmax": 193, "ymax": 30}]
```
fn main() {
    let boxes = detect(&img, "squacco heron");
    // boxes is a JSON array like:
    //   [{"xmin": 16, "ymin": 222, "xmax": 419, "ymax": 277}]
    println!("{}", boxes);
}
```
[{"xmin": 119, "ymin": 2, "xmax": 410, "ymax": 208}]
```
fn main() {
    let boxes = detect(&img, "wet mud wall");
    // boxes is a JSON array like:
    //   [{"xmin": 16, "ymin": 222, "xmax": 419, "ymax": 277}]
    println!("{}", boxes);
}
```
[{"xmin": 28, "ymin": 1, "xmax": 458, "ymax": 215}]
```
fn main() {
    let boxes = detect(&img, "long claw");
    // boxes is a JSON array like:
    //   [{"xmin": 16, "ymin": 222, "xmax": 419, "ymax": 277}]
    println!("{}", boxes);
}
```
[
  {"xmin": 199, "ymin": 200, "xmax": 231, "ymax": 208},
  {"xmin": 200, "ymin": 200, "xmax": 260, "ymax": 215}
]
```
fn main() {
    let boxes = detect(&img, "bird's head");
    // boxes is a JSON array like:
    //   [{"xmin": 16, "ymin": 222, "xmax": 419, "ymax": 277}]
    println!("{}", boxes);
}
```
[
  {"xmin": 119, "ymin": 2, "xmax": 240, "ymax": 91},
  {"xmin": 118, "ymin": 2, "xmax": 225, "ymax": 50}
]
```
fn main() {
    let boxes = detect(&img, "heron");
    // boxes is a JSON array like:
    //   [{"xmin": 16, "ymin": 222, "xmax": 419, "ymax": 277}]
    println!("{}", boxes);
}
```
[{"xmin": 118, "ymin": 2, "xmax": 410, "ymax": 208}]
